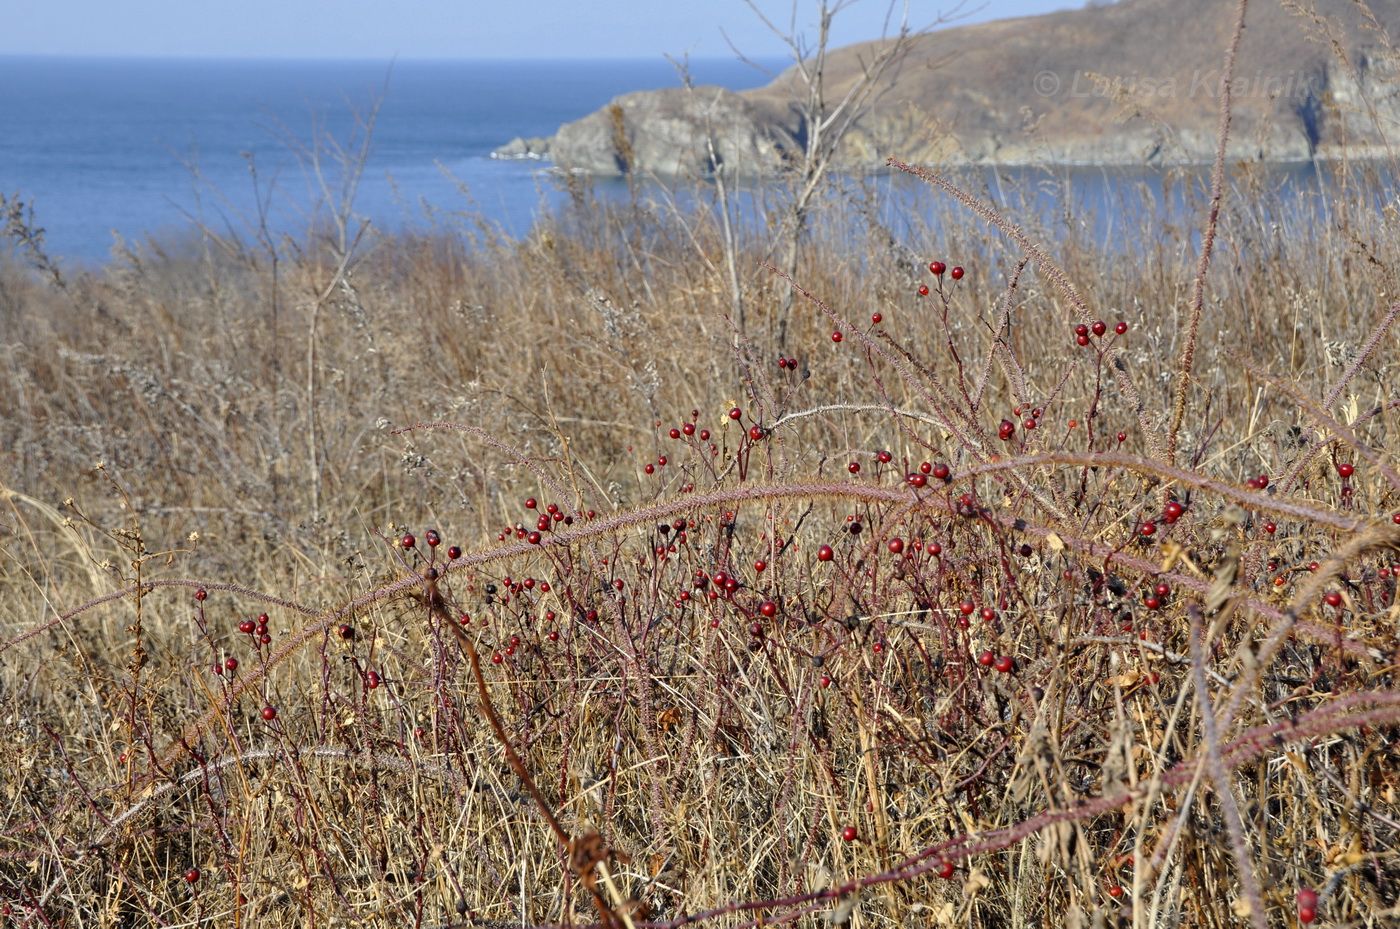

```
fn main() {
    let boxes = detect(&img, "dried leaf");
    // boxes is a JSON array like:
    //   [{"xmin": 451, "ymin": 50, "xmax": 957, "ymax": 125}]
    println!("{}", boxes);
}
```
[
  {"xmin": 828, "ymin": 892, "xmax": 860, "ymax": 925},
  {"xmin": 1159, "ymin": 539, "xmax": 1186, "ymax": 572},
  {"xmin": 963, "ymin": 868, "xmax": 992, "ymax": 895},
  {"xmin": 1105, "ymin": 671, "xmax": 1141, "ymax": 690},
  {"xmin": 1206, "ymin": 543, "xmax": 1242, "ymax": 614}
]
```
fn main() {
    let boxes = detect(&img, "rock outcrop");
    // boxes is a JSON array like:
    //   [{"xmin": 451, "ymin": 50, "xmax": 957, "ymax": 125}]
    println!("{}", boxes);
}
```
[
  {"xmin": 521, "ymin": 0, "xmax": 1400, "ymax": 175},
  {"xmin": 491, "ymin": 136, "xmax": 552, "ymax": 160},
  {"xmin": 549, "ymin": 86, "xmax": 793, "ymax": 176}
]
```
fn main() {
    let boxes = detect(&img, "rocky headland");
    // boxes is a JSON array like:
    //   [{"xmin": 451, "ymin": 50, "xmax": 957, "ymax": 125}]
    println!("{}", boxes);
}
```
[{"xmin": 494, "ymin": 0, "xmax": 1400, "ymax": 175}]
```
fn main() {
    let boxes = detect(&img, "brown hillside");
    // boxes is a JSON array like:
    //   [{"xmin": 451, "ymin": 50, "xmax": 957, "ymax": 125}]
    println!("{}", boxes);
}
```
[{"xmin": 550, "ymin": 0, "xmax": 1400, "ymax": 173}]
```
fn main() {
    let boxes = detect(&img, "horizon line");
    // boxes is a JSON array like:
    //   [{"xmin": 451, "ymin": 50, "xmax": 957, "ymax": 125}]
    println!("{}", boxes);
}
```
[{"xmin": 0, "ymin": 51, "xmax": 794, "ymax": 65}]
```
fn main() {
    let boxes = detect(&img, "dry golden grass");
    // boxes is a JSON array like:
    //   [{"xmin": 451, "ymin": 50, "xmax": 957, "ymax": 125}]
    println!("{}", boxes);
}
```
[{"xmin": 1, "ymin": 154, "xmax": 1399, "ymax": 929}]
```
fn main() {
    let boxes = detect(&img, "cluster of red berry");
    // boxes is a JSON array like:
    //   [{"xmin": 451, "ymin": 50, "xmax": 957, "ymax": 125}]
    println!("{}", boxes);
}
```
[
  {"xmin": 1073, "ymin": 320, "xmax": 1128, "ymax": 346},
  {"xmin": 915, "ymin": 259, "xmax": 965, "ymax": 296}
]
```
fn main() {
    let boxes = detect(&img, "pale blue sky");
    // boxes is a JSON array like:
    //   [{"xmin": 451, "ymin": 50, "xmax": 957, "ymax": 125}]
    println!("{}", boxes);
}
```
[{"xmin": 3, "ymin": 1, "xmax": 1086, "ymax": 60}]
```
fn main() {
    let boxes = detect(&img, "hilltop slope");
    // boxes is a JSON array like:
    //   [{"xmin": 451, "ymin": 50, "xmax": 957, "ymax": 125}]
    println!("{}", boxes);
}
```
[{"xmin": 533, "ymin": 0, "xmax": 1400, "ymax": 174}]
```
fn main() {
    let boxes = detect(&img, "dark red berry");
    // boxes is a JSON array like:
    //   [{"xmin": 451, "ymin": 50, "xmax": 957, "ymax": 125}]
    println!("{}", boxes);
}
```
[
  {"xmin": 831, "ymin": 331, "xmax": 843, "ymax": 343},
  {"xmin": 729, "ymin": 407, "xmax": 742, "ymax": 421},
  {"xmin": 447, "ymin": 545, "xmax": 462, "ymax": 560},
  {"xmin": 929, "ymin": 261, "xmax": 946, "ymax": 276},
  {"xmin": 261, "ymin": 706, "xmax": 277, "ymax": 721},
  {"xmin": 978, "ymin": 649, "xmax": 995, "ymax": 667},
  {"xmin": 194, "ymin": 588, "xmax": 207, "ymax": 602},
  {"xmin": 401, "ymin": 533, "xmax": 415, "ymax": 549},
  {"xmin": 1138, "ymin": 520, "xmax": 1157, "ymax": 537},
  {"xmin": 1324, "ymin": 591, "xmax": 1343, "ymax": 607},
  {"xmin": 1091, "ymin": 320, "xmax": 1107, "ymax": 336},
  {"xmin": 950, "ymin": 266, "xmax": 964, "ymax": 281},
  {"xmin": 759, "ymin": 600, "xmax": 777, "ymax": 618},
  {"xmin": 887, "ymin": 538, "xmax": 904, "ymax": 554},
  {"xmin": 1337, "ymin": 462, "xmax": 1355, "ymax": 478},
  {"xmin": 184, "ymin": 868, "xmax": 201, "ymax": 884},
  {"xmin": 848, "ymin": 461, "xmax": 861, "ymax": 474},
  {"xmin": 994, "ymin": 655, "xmax": 1015, "ymax": 673},
  {"xmin": 817, "ymin": 544, "xmax": 834, "ymax": 562},
  {"xmin": 841, "ymin": 825, "xmax": 858, "ymax": 842},
  {"xmin": 1115, "ymin": 321, "xmax": 1128, "ymax": 335}
]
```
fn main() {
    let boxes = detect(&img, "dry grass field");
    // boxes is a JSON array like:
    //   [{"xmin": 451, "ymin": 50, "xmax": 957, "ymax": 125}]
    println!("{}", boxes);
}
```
[{"xmin": 3, "ymin": 21, "xmax": 1400, "ymax": 928}]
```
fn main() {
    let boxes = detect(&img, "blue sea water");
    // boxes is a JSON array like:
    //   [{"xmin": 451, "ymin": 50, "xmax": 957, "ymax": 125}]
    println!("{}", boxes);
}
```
[
  {"xmin": 1, "ymin": 56, "xmax": 1394, "ymax": 268},
  {"xmin": 0, "ymin": 55, "xmax": 784, "ymax": 265}
]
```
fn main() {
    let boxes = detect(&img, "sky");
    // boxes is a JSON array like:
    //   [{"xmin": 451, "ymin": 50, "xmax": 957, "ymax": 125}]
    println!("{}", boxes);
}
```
[{"xmin": 2, "ymin": 1, "xmax": 1087, "ymax": 60}]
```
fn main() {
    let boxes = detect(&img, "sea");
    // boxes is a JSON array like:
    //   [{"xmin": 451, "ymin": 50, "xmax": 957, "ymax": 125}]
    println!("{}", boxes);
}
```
[
  {"xmin": 1, "ymin": 55, "xmax": 1393, "ymax": 268},
  {"xmin": 0, "ymin": 55, "xmax": 785, "ymax": 266}
]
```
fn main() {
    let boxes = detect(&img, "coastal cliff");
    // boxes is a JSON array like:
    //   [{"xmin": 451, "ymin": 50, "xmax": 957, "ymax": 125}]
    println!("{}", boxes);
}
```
[{"xmin": 496, "ymin": 0, "xmax": 1400, "ymax": 174}]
